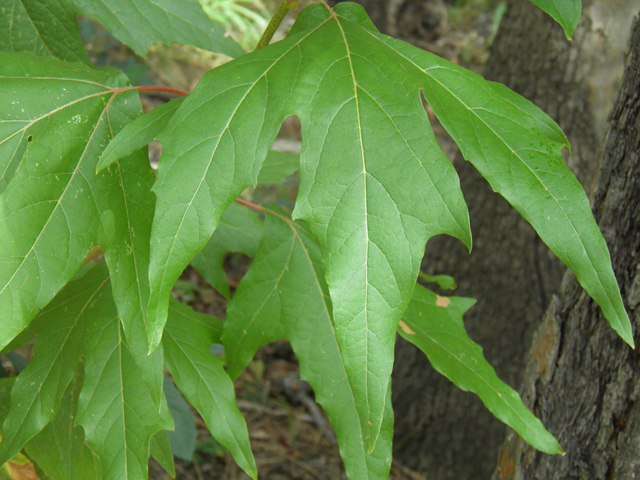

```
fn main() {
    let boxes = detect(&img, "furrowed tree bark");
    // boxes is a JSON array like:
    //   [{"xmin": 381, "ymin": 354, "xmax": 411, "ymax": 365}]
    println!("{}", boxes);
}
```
[{"xmin": 492, "ymin": 13, "xmax": 640, "ymax": 480}]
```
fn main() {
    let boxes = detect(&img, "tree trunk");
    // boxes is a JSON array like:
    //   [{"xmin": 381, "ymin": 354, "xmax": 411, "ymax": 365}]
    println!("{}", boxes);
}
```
[
  {"xmin": 492, "ymin": 13, "xmax": 640, "ymax": 480},
  {"xmin": 388, "ymin": 1, "xmax": 636, "ymax": 479}
]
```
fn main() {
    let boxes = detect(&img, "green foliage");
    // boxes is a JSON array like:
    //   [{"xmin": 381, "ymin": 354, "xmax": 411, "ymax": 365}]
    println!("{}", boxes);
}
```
[{"xmin": 0, "ymin": 0, "xmax": 631, "ymax": 479}]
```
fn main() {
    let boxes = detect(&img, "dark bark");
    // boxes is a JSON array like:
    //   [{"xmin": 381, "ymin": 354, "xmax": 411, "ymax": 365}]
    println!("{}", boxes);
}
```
[
  {"xmin": 492, "ymin": 14, "xmax": 640, "ymax": 480},
  {"xmin": 389, "ymin": 1, "xmax": 634, "ymax": 479}
]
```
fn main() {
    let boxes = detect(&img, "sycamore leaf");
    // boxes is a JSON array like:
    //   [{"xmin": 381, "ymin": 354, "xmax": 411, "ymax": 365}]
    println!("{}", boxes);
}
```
[
  {"xmin": 71, "ymin": 0, "xmax": 245, "ymax": 58},
  {"xmin": 377, "ymin": 38, "xmax": 633, "ymax": 346},
  {"xmin": 0, "ymin": 52, "xmax": 161, "ymax": 372},
  {"xmin": 163, "ymin": 298, "xmax": 257, "ymax": 479},
  {"xmin": 223, "ymin": 205, "xmax": 392, "ymax": 478},
  {"xmin": 528, "ymin": 0, "xmax": 581, "ymax": 40},
  {"xmin": 0, "ymin": 263, "xmax": 172, "ymax": 480},
  {"xmin": 23, "ymin": 366, "xmax": 104, "ymax": 480},
  {"xmin": 148, "ymin": 3, "xmax": 471, "ymax": 449},
  {"xmin": 97, "ymin": 96, "xmax": 186, "ymax": 172},
  {"xmin": 399, "ymin": 284, "xmax": 562, "ymax": 455},
  {"xmin": 0, "ymin": 0, "xmax": 90, "ymax": 64},
  {"xmin": 191, "ymin": 202, "xmax": 264, "ymax": 299},
  {"xmin": 163, "ymin": 377, "xmax": 196, "ymax": 463}
]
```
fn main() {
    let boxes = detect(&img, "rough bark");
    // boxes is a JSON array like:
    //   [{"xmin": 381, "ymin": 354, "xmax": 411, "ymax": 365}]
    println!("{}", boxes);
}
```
[
  {"xmin": 388, "ymin": 1, "xmax": 635, "ymax": 479},
  {"xmin": 492, "ymin": 14, "xmax": 640, "ymax": 480}
]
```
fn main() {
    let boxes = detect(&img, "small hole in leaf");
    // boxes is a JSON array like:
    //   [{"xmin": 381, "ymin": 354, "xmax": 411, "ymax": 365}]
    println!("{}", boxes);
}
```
[{"xmin": 27, "ymin": 135, "xmax": 33, "ymax": 142}]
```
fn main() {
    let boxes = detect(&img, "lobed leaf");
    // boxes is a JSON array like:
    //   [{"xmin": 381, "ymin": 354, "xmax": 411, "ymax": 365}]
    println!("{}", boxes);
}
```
[
  {"xmin": 163, "ymin": 298, "xmax": 257, "ymax": 479},
  {"xmin": 528, "ymin": 0, "xmax": 581, "ymax": 40},
  {"xmin": 148, "ymin": 3, "xmax": 471, "ymax": 449},
  {"xmin": 399, "ymin": 284, "xmax": 563, "ymax": 455},
  {"xmin": 370, "ymin": 35, "xmax": 633, "ymax": 346},
  {"xmin": 223, "ymin": 205, "xmax": 392, "ymax": 479}
]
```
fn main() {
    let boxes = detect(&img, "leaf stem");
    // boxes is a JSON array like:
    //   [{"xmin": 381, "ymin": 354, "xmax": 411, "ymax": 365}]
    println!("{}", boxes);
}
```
[
  {"xmin": 235, "ymin": 198, "xmax": 265, "ymax": 213},
  {"xmin": 111, "ymin": 86, "xmax": 189, "ymax": 96},
  {"xmin": 254, "ymin": 0, "xmax": 299, "ymax": 51}
]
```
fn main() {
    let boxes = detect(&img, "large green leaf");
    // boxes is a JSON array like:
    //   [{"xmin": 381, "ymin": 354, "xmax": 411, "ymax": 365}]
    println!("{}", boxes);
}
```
[
  {"xmin": 191, "ymin": 202, "xmax": 264, "ymax": 298},
  {"xmin": 399, "ymin": 284, "xmax": 562, "ymax": 455},
  {"xmin": 70, "ymin": 0, "xmax": 245, "ymax": 57},
  {"xmin": 0, "ymin": 53, "xmax": 161, "ymax": 366},
  {"xmin": 0, "ymin": 263, "xmax": 172, "ymax": 480},
  {"xmin": 528, "ymin": 0, "xmax": 581, "ymax": 40},
  {"xmin": 23, "ymin": 366, "xmax": 104, "ymax": 480},
  {"xmin": 147, "ymin": 3, "xmax": 472, "ymax": 449},
  {"xmin": 375, "ymin": 37, "xmax": 633, "ymax": 346},
  {"xmin": 223, "ymin": 205, "xmax": 392, "ymax": 478},
  {"xmin": 163, "ymin": 298, "xmax": 257, "ymax": 479},
  {"xmin": 0, "ymin": 0, "xmax": 90, "ymax": 63}
]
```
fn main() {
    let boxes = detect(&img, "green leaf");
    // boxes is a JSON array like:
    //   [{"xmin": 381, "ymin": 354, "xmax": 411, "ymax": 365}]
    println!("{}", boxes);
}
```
[
  {"xmin": 97, "ymin": 96, "xmax": 186, "ymax": 172},
  {"xmin": 528, "ymin": 0, "xmax": 581, "ymax": 40},
  {"xmin": 399, "ymin": 284, "xmax": 563, "ymax": 455},
  {"xmin": 147, "ymin": 3, "xmax": 471, "ymax": 449},
  {"xmin": 163, "ymin": 298, "xmax": 257, "ymax": 479},
  {"xmin": 75, "ymin": 265, "xmax": 173, "ymax": 480},
  {"xmin": 0, "ymin": 53, "xmax": 161, "ymax": 363},
  {"xmin": 149, "ymin": 431, "xmax": 175, "ymax": 478},
  {"xmin": 223, "ymin": 205, "xmax": 392, "ymax": 478},
  {"xmin": 378, "ymin": 37, "xmax": 633, "ymax": 346},
  {"xmin": 0, "ymin": 0, "xmax": 90, "ymax": 63},
  {"xmin": 0, "ymin": 272, "xmax": 94, "ymax": 465},
  {"xmin": 23, "ymin": 366, "xmax": 104, "ymax": 480},
  {"xmin": 0, "ymin": 263, "xmax": 172, "ymax": 480},
  {"xmin": 71, "ymin": 0, "xmax": 245, "ymax": 58},
  {"xmin": 191, "ymin": 202, "xmax": 264, "ymax": 298},
  {"xmin": 256, "ymin": 150, "xmax": 300, "ymax": 184},
  {"xmin": 163, "ymin": 377, "xmax": 196, "ymax": 462}
]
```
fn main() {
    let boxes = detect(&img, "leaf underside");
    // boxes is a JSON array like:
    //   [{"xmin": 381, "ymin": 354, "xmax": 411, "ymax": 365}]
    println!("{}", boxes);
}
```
[
  {"xmin": 148, "ymin": 3, "xmax": 472, "ymax": 449},
  {"xmin": 148, "ymin": 1, "xmax": 630, "ymax": 451},
  {"xmin": 223, "ymin": 205, "xmax": 392, "ymax": 478}
]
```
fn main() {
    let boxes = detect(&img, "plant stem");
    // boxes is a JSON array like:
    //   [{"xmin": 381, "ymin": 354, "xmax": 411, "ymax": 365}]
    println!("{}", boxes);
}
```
[
  {"xmin": 111, "ymin": 86, "xmax": 189, "ymax": 96},
  {"xmin": 235, "ymin": 198, "xmax": 264, "ymax": 212},
  {"xmin": 135, "ymin": 86, "xmax": 189, "ymax": 96},
  {"xmin": 254, "ymin": 0, "xmax": 299, "ymax": 51}
]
